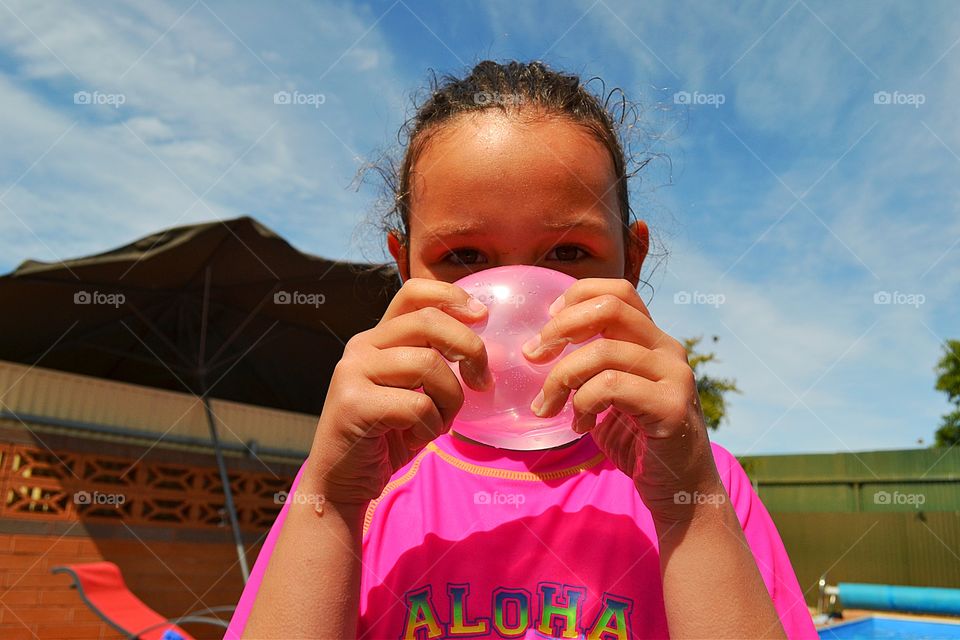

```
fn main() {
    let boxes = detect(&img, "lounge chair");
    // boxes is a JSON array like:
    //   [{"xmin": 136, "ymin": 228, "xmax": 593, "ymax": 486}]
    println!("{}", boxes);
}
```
[{"xmin": 51, "ymin": 562, "xmax": 233, "ymax": 640}]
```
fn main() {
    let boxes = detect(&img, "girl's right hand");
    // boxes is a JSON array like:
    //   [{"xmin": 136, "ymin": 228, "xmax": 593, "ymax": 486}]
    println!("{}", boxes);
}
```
[{"xmin": 302, "ymin": 278, "xmax": 491, "ymax": 505}]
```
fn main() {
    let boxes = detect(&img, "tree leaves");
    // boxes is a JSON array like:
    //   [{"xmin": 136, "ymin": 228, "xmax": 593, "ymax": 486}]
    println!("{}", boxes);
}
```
[{"xmin": 683, "ymin": 335, "xmax": 741, "ymax": 431}]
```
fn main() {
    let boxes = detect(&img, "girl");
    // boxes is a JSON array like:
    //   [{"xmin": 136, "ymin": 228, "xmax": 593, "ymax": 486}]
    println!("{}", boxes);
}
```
[{"xmin": 229, "ymin": 60, "xmax": 817, "ymax": 639}]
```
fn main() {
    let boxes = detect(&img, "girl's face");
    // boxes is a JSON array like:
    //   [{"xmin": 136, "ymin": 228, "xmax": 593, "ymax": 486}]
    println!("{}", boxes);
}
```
[{"xmin": 388, "ymin": 111, "xmax": 649, "ymax": 284}]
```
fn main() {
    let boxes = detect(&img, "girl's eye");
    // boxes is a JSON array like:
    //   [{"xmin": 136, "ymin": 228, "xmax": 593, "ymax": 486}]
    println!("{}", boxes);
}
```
[
  {"xmin": 547, "ymin": 245, "xmax": 589, "ymax": 262},
  {"xmin": 445, "ymin": 249, "xmax": 487, "ymax": 266}
]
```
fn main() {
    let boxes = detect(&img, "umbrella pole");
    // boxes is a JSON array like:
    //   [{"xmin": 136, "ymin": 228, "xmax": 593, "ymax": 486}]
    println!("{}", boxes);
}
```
[
  {"xmin": 196, "ymin": 265, "xmax": 249, "ymax": 583},
  {"xmin": 202, "ymin": 394, "xmax": 251, "ymax": 583}
]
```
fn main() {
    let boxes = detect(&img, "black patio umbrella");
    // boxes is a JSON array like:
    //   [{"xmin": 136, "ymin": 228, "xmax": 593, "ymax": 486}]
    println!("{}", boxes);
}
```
[{"xmin": 0, "ymin": 216, "xmax": 400, "ymax": 580}]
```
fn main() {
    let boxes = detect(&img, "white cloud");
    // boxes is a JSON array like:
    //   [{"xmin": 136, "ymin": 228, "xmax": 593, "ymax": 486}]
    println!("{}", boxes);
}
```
[
  {"xmin": 576, "ymin": 0, "xmax": 960, "ymax": 453},
  {"xmin": 3, "ymin": 0, "xmax": 958, "ymax": 456},
  {"xmin": 0, "ymin": 0, "xmax": 410, "ymax": 269}
]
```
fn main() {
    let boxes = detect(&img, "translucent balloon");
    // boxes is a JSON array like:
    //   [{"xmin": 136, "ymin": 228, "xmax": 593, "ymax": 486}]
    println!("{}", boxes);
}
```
[{"xmin": 448, "ymin": 265, "xmax": 605, "ymax": 450}]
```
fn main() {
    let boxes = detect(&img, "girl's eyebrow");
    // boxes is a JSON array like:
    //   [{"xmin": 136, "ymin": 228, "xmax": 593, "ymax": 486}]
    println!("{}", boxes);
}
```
[
  {"xmin": 430, "ymin": 216, "xmax": 610, "ymax": 236},
  {"xmin": 541, "ymin": 218, "xmax": 612, "ymax": 234},
  {"xmin": 426, "ymin": 218, "xmax": 610, "ymax": 239},
  {"xmin": 426, "ymin": 221, "xmax": 485, "ymax": 238}
]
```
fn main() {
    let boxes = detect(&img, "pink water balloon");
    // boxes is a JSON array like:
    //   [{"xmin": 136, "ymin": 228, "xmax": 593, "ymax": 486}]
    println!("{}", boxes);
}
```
[{"xmin": 447, "ymin": 265, "xmax": 606, "ymax": 450}]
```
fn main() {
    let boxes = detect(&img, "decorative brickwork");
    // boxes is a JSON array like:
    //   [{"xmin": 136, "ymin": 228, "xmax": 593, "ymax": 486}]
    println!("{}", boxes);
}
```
[{"xmin": 0, "ymin": 442, "xmax": 295, "ymax": 531}]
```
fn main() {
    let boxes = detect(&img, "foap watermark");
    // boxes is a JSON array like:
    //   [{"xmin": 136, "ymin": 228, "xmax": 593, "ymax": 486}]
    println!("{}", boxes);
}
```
[
  {"xmin": 873, "ymin": 91, "xmax": 925, "ymax": 109},
  {"xmin": 74, "ymin": 90, "xmax": 126, "ymax": 109},
  {"xmin": 274, "ymin": 490, "xmax": 326, "ymax": 507},
  {"xmin": 475, "ymin": 291, "xmax": 525, "ymax": 308},
  {"xmin": 74, "ymin": 490, "xmax": 126, "ymax": 506},
  {"xmin": 873, "ymin": 291, "xmax": 925, "ymax": 308},
  {"xmin": 74, "ymin": 290, "xmax": 125, "ymax": 308},
  {"xmin": 673, "ymin": 290, "xmax": 725, "ymax": 308},
  {"xmin": 274, "ymin": 90, "xmax": 326, "ymax": 108},
  {"xmin": 873, "ymin": 490, "xmax": 925, "ymax": 508},
  {"xmin": 673, "ymin": 490, "xmax": 725, "ymax": 505},
  {"xmin": 473, "ymin": 91, "xmax": 524, "ymax": 107},
  {"xmin": 274, "ymin": 290, "xmax": 326, "ymax": 308},
  {"xmin": 474, "ymin": 490, "xmax": 526, "ymax": 509},
  {"xmin": 673, "ymin": 90, "xmax": 725, "ymax": 109}
]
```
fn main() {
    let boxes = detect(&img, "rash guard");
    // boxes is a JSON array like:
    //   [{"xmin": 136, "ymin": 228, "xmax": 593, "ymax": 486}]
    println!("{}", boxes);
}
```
[{"xmin": 226, "ymin": 431, "xmax": 817, "ymax": 639}]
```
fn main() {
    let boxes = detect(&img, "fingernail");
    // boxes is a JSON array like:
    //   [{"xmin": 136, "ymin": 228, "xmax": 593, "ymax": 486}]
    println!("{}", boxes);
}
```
[
  {"xmin": 530, "ymin": 389, "xmax": 545, "ymax": 416},
  {"xmin": 467, "ymin": 296, "xmax": 486, "ymax": 314},
  {"xmin": 548, "ymin": 294, "xmax": 565, "ymax": 316},
  {"xmin": 522, "ymin": 333, "xmax": 541, "ymax": 356}
]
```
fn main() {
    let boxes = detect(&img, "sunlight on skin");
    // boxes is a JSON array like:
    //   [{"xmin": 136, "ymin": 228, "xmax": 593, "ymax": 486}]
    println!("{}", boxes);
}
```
[
  {"xmin": 387, "ymin": 110, "xmax": 647, "ymax": 285},
  {"xmin": 387, "ymin": 110, "xmax": 648, "ymax": 450}
]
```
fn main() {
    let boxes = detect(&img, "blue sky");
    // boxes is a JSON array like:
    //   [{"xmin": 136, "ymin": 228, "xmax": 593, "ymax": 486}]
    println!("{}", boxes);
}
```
[{"xmin": 1, "ymin": 0, "xmax": 958, "ymax": 454}]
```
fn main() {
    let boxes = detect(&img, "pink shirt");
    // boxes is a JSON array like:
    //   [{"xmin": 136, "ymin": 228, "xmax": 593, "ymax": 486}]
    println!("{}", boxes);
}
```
[{"xmin": 226, "ymin": 433, "xmax": 817, "ymax": 639}]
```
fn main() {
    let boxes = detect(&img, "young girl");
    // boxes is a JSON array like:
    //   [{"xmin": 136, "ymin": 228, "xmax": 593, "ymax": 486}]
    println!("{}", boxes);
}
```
[{"xmin": 228, "ymin": 60, "xmax": 817, "ymax": 639}]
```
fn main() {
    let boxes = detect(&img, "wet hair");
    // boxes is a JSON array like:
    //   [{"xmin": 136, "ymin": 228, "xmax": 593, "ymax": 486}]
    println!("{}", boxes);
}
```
[{"xmin": 360, "ymin": 59, "xmax": 671, "ymax": 293}]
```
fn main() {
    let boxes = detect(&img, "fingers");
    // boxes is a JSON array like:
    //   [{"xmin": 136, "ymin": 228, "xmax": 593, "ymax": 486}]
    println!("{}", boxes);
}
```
[
  {"xmin": 354, "ymin": 384, "xmax": 447, "ymax": 447},
  {"xmin": 568, "ymin": 371, "xmax": 675, "ymax": 433},
  {"xmin": 523, "ymin": 294, "xmax": 671, "ymax": 363},
  {"xmin": 588, "ymin": 410, "xmax": 642, "ymax": 478},
  {"xmin": 363, "ymin": 346, "xmax": 464, "ymax": 426},
  {"xmin": 368, "ymin": 307, "xmax": 493, "ymax": 391},
  {"xmin": 549, "ymin": 278, "xmax": 652, "ymax": 320},
  {"xmin": 381, "ymin": 277, "xmax": 488, "ymax": 325},
  {"xmin": 532, "ymin": 339, "xmax": 672, "ymax": 418}
]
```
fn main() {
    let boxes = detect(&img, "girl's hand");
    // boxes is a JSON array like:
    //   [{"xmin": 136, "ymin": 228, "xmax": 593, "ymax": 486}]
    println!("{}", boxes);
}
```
[
  {"xmin": 304, "ymin": 278, "xmax": 492, "ymax": 505},
  {"xmin": 522, "ymin": 278, "xmax": 723, "ymax": 524}
]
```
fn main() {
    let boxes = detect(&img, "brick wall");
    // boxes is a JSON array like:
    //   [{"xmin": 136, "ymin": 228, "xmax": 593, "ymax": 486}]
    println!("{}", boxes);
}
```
[
  {"xmin": 0, "ymin": 531, "xmax": 266, "ymax": 640},
  {"xmin": 0, "ymin": 426, "xmax": 298, "ymax": 640}
]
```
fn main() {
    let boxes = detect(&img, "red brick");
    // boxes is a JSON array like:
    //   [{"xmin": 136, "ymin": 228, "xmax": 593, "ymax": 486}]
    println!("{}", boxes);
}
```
[
  {"xmin": 0, "ymin": 589, "xmax": 39, "ymax": 605},
  {"xmin": 39, "ymin": 589, "xmax": 84, "ymax": 605},
  {"xmin": 2, "ymin": 606, "xmax": 73, "ymax": 624},
  {"xmin": 12, "ymin": 536, "xmax": 80, "ymax": 556},
  {"xmin": 74, "ymin": 539, "xmax": 101, "ymax": 555},
  {"xmin": 0, "ymin": 554, "xmax": 45, "ymax": 570},
  {"xmin": 3, "ymin": 572, "xmax": 68, "ymax": 589},
  {"xmin": 72, "ymin": 605, "xmax": 112, "ymax": 627},
  {"xmin": 36, "ymin": 623, "xmax": 104, "ymax": 639},
  {"xmin": 0, "ymin": 623, "xmax": 40, "ymax": 640}
]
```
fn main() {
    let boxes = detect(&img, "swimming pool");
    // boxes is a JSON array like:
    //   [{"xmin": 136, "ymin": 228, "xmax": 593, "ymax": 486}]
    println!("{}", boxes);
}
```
[{"xmin": 818, "ymin": 616, "xmax": 960, "ymax": 639}]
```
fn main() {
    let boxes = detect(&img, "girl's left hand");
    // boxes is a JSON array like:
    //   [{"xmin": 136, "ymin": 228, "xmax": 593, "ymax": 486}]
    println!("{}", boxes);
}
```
[{"xmin": 522, "ymin": 278, "xmax": 724, "ymax": 524}]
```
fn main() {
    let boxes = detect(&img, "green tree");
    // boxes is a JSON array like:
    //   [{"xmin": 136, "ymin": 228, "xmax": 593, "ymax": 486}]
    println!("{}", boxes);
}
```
[
  {"xmin": 934, "ymin": 339, "xmax": 960, "ymax": 447},
  {"xmin": 683, "ymin": 335, "xmax": 741, "ymax": 431}
]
